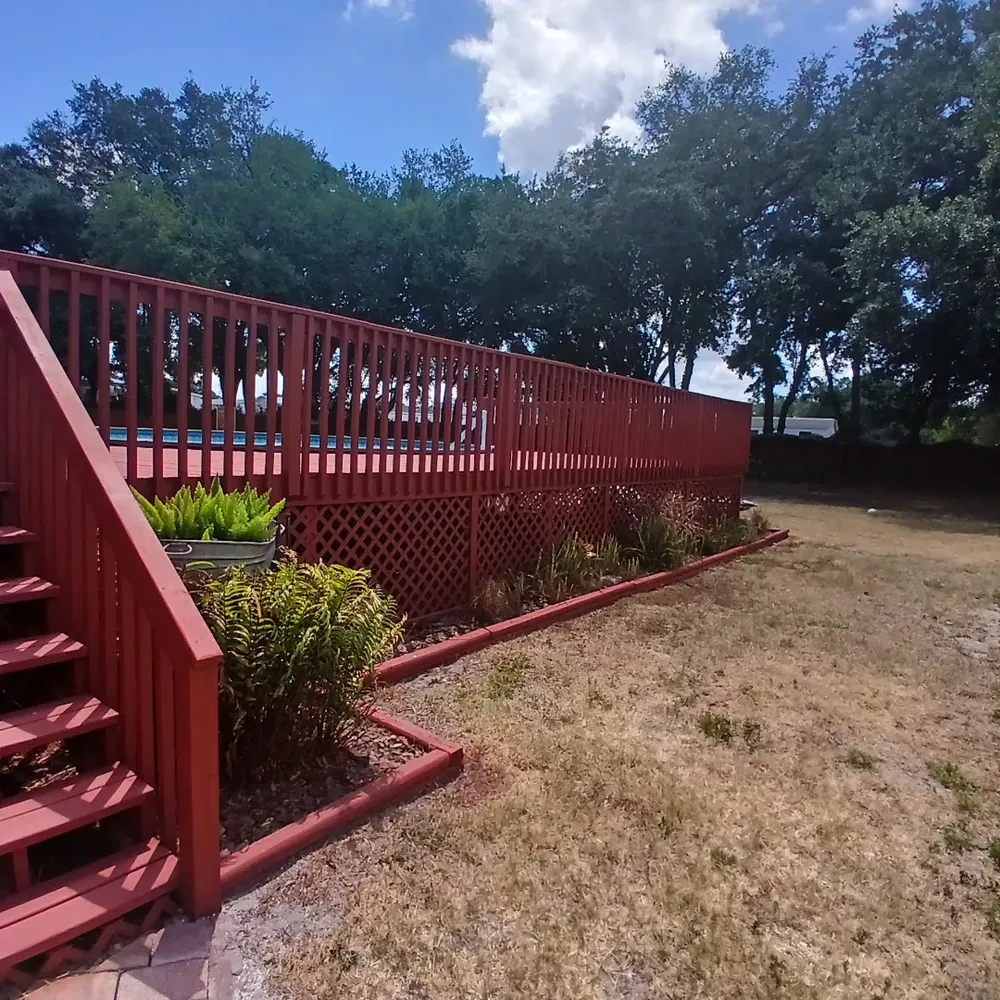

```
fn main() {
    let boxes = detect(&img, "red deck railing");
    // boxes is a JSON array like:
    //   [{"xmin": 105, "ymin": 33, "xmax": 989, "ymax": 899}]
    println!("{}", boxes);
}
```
[
  {"xmin": 0, "ymin": 250, "xmax": 751, "ymax": 503},
  {"xmin": 0, "ymin": 272, "xmax": 222, "ymax": 917},
  {"xmin": 0, "ymin": 249, "xmax": 751, "ymax": 617}
]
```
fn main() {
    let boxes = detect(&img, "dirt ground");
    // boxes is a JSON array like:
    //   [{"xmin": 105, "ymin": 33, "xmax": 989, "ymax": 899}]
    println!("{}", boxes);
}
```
[{"xmin": 232, "ymin": 489, "xmax": 1000, "ymax": 1000}]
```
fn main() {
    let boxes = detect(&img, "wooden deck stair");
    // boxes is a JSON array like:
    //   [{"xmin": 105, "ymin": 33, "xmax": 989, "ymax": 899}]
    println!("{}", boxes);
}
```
[{"xmin": 0, "ymin": 483, "xmax": 179, "ymax": 986}]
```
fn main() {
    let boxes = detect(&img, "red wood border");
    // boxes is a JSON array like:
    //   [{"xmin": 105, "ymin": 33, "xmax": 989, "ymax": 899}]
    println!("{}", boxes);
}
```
[
  {"xmin": 218, "ymin": 711, "xmax": 464, "ymax": 897},
  {"xmin": 375, "ymin": 529, "xmax": 790, "ymax": 684}
]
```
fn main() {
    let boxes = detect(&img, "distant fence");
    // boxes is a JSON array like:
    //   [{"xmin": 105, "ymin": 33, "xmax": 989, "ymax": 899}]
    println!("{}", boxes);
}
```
[
  {"xmin": 1, "ymin": 250, "xmax": 752, "ymax": 617},
  {"xmin": 750, "ymin": 435, "xmax": 1000, "ymax": 493}
]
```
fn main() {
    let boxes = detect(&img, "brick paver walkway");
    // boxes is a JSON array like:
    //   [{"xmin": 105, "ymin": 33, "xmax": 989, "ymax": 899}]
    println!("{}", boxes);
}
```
[{"xmin": 25, "ymin": 918, "xmax": 236, "ymax": 1000}]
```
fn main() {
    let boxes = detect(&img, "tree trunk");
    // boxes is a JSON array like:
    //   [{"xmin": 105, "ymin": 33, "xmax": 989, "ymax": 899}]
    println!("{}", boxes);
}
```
[
  {"xmin": 762, "ymin": 381, "xmax": 775, "ymax": 435},
  {"xmin": 818, "ymin": 334, "xmax": 843, "ymax": 427},
  {"xmin": 848, "ymin": 337, "xmax": 863, "ymax": 443},
  {"xmin": 680, "ymin": 352, "xmax": 695, "ymax": 391},
  {"xmin": 777, "ymin": 343, "xmax": 810, "ymax": 435}
]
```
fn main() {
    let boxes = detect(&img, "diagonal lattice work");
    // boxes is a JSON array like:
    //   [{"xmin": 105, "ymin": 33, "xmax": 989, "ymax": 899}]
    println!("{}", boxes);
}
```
[
  {"xmin": 284, "ymin": 476, "xmax": 742, "ymax": 619},
  {"xmin": 476, "ymin": 491, "xmax": 551, "ymax": 584},
  {"xmin": 284, "ymin": 496, "xmax": 473, "ymax": 618}
]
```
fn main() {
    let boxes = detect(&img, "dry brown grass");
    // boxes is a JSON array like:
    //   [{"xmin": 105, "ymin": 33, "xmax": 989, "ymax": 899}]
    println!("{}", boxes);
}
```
[{"xmin": 273, "ymin": 492, "xmax": 1000, "ymax": 1000}]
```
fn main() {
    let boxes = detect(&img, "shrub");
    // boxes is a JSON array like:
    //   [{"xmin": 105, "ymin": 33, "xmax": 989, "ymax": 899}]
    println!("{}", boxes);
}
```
[
  {"xmin": 533, "ymin": 533, "xmax": 594, "ymax": 603},
  {"xmin": 473, "ymin": 577, "xmax": 522, "ymax": 624},
  {"xmin": 620, "ymin": 493, "xmax": 703, "ymax": 571},
  {"xmin": 134, "ymin": 477, "xmax": 285, "ymax": 542},
  {"xmin": 593, "ymin": 536, "xmax": 640, "ymax": 580},
  {"xmin": 188, "ymin": 552, "xmax": 403, "ymax": 781}
]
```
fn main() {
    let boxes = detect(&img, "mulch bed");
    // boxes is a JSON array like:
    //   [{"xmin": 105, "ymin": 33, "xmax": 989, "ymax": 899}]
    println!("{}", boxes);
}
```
[
  {"xmin": 395, "ymin": 610, "xmax": 481, "ymax": 655},
  {"xmin": 219, "ymin": 716, "xmax": 424, "ymax": 855}
]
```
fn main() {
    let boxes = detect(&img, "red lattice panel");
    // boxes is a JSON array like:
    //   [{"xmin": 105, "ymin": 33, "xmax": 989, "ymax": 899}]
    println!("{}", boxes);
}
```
[
  {"xmin": 551, "ymin": 486, "xmax": 608, "ymax": 543},
  {"xmin": 686, "ymin": 477, "xmax": 742, "ymax": 522},
  {"xmin": 284, "ymin": 497, "xmax": 472, "ymax": 618},
  {"xmin": 3, "ymin": 896, "xmax": 178, "ymax": 990},
  {"xmin": 476, "ymin": 491, "xmax": 550, "ymax": 582}
]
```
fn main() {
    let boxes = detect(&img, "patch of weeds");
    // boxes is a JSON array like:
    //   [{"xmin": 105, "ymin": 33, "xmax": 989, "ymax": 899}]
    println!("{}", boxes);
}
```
[
  {"xmin": 956, "ymin": 789, "xmax": 980, "ymax": 815},
  {"xmin": 698, "ymin": 712, "xmax": 735, "ymax": 745},
  {"xmin": 986, "ymin": 896, "xmax": 1000, "ymax": 938},
  {"xmin": 486, "ymin": 652, "xmax": 532, "ymax": 700},
  {"xmin": 928, "ymin": 760, "xmax": 976, "ymax": 793},
  {"xmin": 742, "ymin": 719, "xmax": 764, "ymax": 749},
  {"xmin": 987, "ymin": 839, "xmax": 1000, "ymax": 870},
  {"xmin": 586, "ymin": 681, "xmax": 613, "ymax": 711},
  {"xmin": 942, "ymin": 824, "xmax": 973, "ymax": 853},
  {"xmin": 711, "ymin": 846, "xmax": 738, "ymax": 869},
  {"xmin": 845, "ymin": 749, "xmax": 878, "ymax": 770}
]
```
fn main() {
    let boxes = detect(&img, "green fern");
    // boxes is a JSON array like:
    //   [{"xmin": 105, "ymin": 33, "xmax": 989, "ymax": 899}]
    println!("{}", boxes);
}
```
[
  {"xmin": 132, "ymin": 480, "xmax": 285, "ymax": 542},
  {"xmin": 187, "ymin": 552, "xmax": 404, "ymax": 782}
]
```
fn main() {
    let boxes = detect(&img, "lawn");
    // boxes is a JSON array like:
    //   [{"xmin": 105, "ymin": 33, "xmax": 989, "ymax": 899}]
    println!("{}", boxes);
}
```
[{"xmin": 255, "ymin": 490, "xmax": 1000, "ymax": 999}]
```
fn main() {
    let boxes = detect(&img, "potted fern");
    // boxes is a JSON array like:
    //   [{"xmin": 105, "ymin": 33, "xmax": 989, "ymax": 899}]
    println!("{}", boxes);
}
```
[{"xmin": 133, "ymin": 477, "xmax": 285, "ymax": 573}]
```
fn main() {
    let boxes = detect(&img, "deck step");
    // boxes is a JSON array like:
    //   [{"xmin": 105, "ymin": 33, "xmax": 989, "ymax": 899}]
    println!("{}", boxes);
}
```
[
  {"xmin": 0, "ymin": 577, "xmax": 59, "ymax": 606},
  {"xmin": 0, "ymin": 634, "xmax": 86, "ymax": 678},
  {"xmin": 0, "ymin": 526, "xmax": 35, "ymax": 546},
  {"xmin": 0, "ymin": 697, "xmax": 118, "ymax": 761},
  {"xmin": 0, "ymin": 765, "xmax": 154, "ymax": 856},
  {"xmin": 0, "ymin": 840, "xmax": 178, "ymax": 972}
]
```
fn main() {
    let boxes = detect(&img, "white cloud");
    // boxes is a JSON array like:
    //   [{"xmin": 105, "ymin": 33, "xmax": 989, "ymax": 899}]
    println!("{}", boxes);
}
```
[
  {"xmin": 843, "ymin": 0, "xmax": 905, "ymax": 29},
  {"xmin": 343, "ymin": 0, "xmax": 414, "ymax": 22},
  {"xmin": 453, "ymin": 0, "xmax": 764, "ymax": 173},
  {"xmin": 688, "ymin": 350, "xmax": 750, "ymax": 401}
]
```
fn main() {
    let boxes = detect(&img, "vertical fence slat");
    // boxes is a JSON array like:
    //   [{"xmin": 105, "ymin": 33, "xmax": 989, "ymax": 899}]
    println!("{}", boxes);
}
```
[
  {"xmin": 243, "ymin": 305, "xmax": 258, "ymax": 488},
  {"xmin": 265, "ymin": 309, "xmax": 279, "ymax": 483},
  {"xmin": 418, "ymin": 339, "xmax": 431, "ymax": 478},
  {"xmin": 39, "ymin": 265, "xmax": 50, "ymax": 339},
  {"xmin": 333, "ymin": 323, "xmax": 347, "ymax": 496},
  {"xmin": 155, "ymin": 650, "xmax": 178, "ymax": 849},
  {"xmin": 318, "ymin": 323, "xmax": 332, "ymax": 494},
  {"xmin": 178, "ymin": 292, "xmax": 190, "ymax": 486},
  {"xmin": 363, "ymin": 329, "xmax": 378, "ymax": 498},
  {"xmin": 68, "ymin": 269, "xmax": 80, "ymax": 393},
  {"xmin": 347, "ymin": 326, "xmax": 362, "ymax": 491},
  {"xmin": 152, "ymin": 286, "xmax": 165, "ymax": 498},
  {"xmin": 98, "ymin": 276, "xmax": 111, "ymax": 447},
  {"xmin": 223, "ymin": 300, "xmax": 237, "ymax": 491},
  {"xmin": 201, "ymin": 298, "xmax": 215, "ymax": 483},
  {"xmin": 126, "ymin": 283, "xmax": 139, "ymax": 486}
]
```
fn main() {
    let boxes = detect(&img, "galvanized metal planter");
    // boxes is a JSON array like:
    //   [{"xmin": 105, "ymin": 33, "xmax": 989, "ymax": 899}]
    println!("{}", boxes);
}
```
[{"xmin": 163, "ymin": 531, "xmax": 278, "ymax": 574}]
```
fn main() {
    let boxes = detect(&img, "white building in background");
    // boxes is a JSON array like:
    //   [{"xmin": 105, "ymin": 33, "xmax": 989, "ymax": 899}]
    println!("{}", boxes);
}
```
[{"xmin": 751, "ymin": 416, "xmax": 837, "ymax": 439}]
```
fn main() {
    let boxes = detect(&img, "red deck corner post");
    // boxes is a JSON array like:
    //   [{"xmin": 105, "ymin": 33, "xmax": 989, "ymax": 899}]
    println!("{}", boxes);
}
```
[{"xmin": 174, "ymin": 655, "xmax": 221, "ymax": 917}]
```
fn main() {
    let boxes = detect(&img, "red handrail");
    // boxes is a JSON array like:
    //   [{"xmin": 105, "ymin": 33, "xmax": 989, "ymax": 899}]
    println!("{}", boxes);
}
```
[{"xmin": 0, "ymin": 271, "xmax": 222, "ymax": 917}]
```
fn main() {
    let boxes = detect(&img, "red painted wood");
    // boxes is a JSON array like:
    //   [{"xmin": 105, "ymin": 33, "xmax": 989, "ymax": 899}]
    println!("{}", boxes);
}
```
[
  {"xmin": 0, "ymin": 577, "xmax": 58, "ymax": 606},
  {"xmin": 0, "ymin": 839, "xmax": 167, "ymax": 932},
  {"xmin": 201, "ymin": 297, "xmax": 215, "ymax": 483},
  {"xmin": 0, "ymin": 526, "xmax": 36, "ymax": 545},
  {"xmin": 0, "ymin": 697, "xmax": 118, "ymax": 759},
  {"xmin": 363, "ymin": 329, "xmax": 378, "ymax": 500},
  {"xmin": 243, "ymin": 304, "xmax": 259, "ymax": 492},
  {"xmin": 222, "ymin": 300, "xmax": 237, "ymax": 490},
  {"xmin": 0, "ymin": 273, "xmax": 222, "ymax": 922},
  {"xmin": 0, "ymin": 765, "xmax": 154, "ymax": 854},
  {"xmin": 219, "ymin": 748, "xmax": 455, "ymax": 898},
  {"xmin": 0, "ymin": 634, "xmax": 85, "ymax": 676},
  {"xmin": 178, "ymin": 291, "xmax": 191, "ymax": 487},
  {"xmin": 68, "ymin": 269, "xmax": 80, "ymax": 392},
  {"xmin": 0, "ymin": 845, "xmax": 178, "ymax": 970},
  {"xmin": 261, "ymin": 309, "xmax": 277, "ymax": 480}
]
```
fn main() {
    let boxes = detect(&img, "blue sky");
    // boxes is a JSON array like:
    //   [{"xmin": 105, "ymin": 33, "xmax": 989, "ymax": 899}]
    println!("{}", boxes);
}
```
[{"xmin": 0, "ymin": 0, "xmax": 898, "ymax": 396}]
